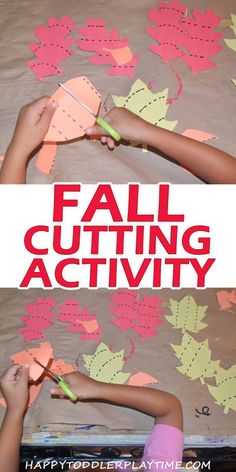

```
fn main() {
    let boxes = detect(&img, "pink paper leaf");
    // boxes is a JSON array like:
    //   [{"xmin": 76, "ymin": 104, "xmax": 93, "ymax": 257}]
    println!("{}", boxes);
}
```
[
  {"xmin": 58, "ymin": 300, "xmax": 103, "ymax": 343},
  {"xmin": 109, "ymin": 289, "xmax": 163, "ymax": 340},
  {"xmin": 19, "ymin": 297, "xmax": 56, "ymax": 342}
]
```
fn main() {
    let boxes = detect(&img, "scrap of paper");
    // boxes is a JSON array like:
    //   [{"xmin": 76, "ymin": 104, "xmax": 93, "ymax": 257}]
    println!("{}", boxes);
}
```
[
  {"xmin": 171, "ymin": 333, "xmax": 219, "ymax": 384},
  {"xmin": 27, "ymin": 16, "xmax": 76, "ymax": 80},
  {"xmin": 166, "ymin": 294, "xmax": 208, "ymax": 333},
  {"xmin": 19, "ymin": 297, "xmax": 56, "ymax": 342},
  {"xmin": 0, "ymin": 383, "xmax": 42, "ymax": 409},
  {"xmin": 232, "ymin": 79, "xmax": 236, "ymax": 87},
  {"xmin": 113, "ymin": 79, "xmax": 178, "ymax": 132},
  {"xmin": 146, "ymin": 2, "xmax": 223, "ymax": 73},
  {"xmin": 224, "ymin": 14, "xmax": 236, "ymax": 52},
  {"xmin": 182, "ymin": 129, "xmax": 217, "ymax": 143},
  {"xmin": 11, "ymin": 342, "xmax": 53, "ymax": 381},
  {"xmin": 78, "ymin": 18, "xmax": 138, "ymax": 77},
  {"xmin": 48, "ymin": 358, "xmax": 76, "ymax": 377},
  {"xmin": 216, "ymin": 289, "xmax": 236, "ymax": 310},
  {"xmin": 109, "ymin": 289, "xmax": 163, "ymax": 340},
  {"xmin": 128, "ymin": 372, "xmax": 159, "ymax": 387},
  {"xmin": 35, "ymin": 143, "xmax": 57, "ymax": 175},
  {"xmin": 83, "ymin": 342, "xmax": 130, "ymax": 383},
  {"xmin": 207, "ymin": 364, "xmax": 236, "ymax": 414},
  {"xmin": 58, "ymin": 300, "xmax": 102, "ymax": 342}
]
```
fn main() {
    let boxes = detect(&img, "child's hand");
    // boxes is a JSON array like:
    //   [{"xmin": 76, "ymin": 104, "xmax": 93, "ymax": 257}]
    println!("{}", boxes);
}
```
[
  {"xmin": 8, "ymin": 96, "xmax": 57, "ymax": 157},
  {"xmin": 50, "ymin": 372, "xmax": 100, "ymax": 401},
  {"xmin": 0, "ymin": 365, "xmax": 30, "ymax": 413},
  {"xmin": 85, "ymin": 107, "xmax": 152, "ymax": 150}
]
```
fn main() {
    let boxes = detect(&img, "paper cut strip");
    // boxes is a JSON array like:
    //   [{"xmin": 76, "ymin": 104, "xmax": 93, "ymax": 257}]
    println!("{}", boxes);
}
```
[
  {"xmin": 224, "ymin": 14, "xmax": 236, "ymax": 52},
  {"xmin": 166, "ymin": 294, "xmax": 208, "ymax": 333},
  {"xmin": 83, "ymin": 342, "xmax": 130, "ymax": 383},
  {"xmin": 128, "ymin": 372, "xmax": 159, "ymax": 386},
  {"xmin": 0, "ymin": 382, "xmax": 42, "ymax": 409},
  {"xmin": 58, "ymin": 300, "xmax": 103, "ymax": 342},
  {"xmin": 35, "ymin": 143, "xmax": 57, "ymax": 175},
  {"xmin": 182, "ymin": 129, "xmax": 217, "ymax": 143},
  {"xmin": 19, "ymin": 297, "xmax": 56, "ymax": 342},
  {"xmin": 11, "ymin": 342, "xmax": 53, "ymax": 381},
  {"xmin": 44, "ymin": 77, "xmax": 101, "ymax": 143},
  {"xmin": 78, "ymin": 18, "xmax": 138, "ymax": 77},
  {"xmin": 27, "ymin": 16, "xmax": 76, "ymax": 80},
  {"xmin": 109, "ymin": 289, "xmax": 163, "ymax": 340},
  {"xmin": 207, "ymin": 364, "xmax": 236, "ymax": 414},
  {"xmin": 171, "ymin": 333, "xmax": 219, "ymax": 384},
  {"xmin": 216, "ymin": 289, "xmax": 236, "ymax": 310}
]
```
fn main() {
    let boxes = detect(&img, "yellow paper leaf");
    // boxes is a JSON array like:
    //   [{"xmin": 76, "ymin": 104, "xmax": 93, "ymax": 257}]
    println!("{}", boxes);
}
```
[
  {"xmin": 171, "ymin": 333, "xmax": 219, "ymax": 384},
  {"xmin": 232, "ymin": 79, "xmax": 236, "ymax": 87},
  {"xmin": 224, "ymin": 16, "xmax": 236, "ymax": 52},
  {"xmin": 83, "ymin": 342, "xmax": 130, "ymax": 384},
  {"xmin": 166, "ymin": 294, "xmax": 208, "ymax": 333},
  {"xmin": 207, "ymin": 364, "xmax": 236, "ymax": 414}
]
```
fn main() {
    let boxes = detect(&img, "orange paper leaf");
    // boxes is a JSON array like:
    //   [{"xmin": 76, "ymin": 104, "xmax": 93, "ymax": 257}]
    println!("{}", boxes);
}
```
[
  {"xmin": 216, "ymin": 290, "xmax": 233, "ymax": 310},
  {"xmin": 128, "ymin": 372, "xmax": 159, "ymax": 386},
  {"xmin": 102, "ymin": 46, "xmax": 133, "ymax": 66},
  {"xmin": 11, "ymin": 342, "xmax": 53, "ymax": 381},
  {"xmin": 49, "ymin": 358, "xmax": 76, "ymax": 376},
  {"xmin": 35, "ymin": 142, "xmax": 57, "ymax": 175},
  {"xmin": 182, "ymin": 129, "xmax": 217, "ymax": 142}
]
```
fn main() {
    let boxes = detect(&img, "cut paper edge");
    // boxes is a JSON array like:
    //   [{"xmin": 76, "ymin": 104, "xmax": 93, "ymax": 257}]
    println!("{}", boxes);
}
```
[
  {"xmin": 128, "ymin": 372, "xmax": 159, "ymax": 387},
  {"xmin": 36, "ymin": 142, "xmax": 57, "ymax": 175},
  {"xmin": 102, "ymin": 46, "xmax": 133, "ymax": 66},
  {"xmin": 11, "ymin": 342, "xmax": 53, "ymax": 381},
  {"xmin": 182, "ymin": 129, "xmax": 217, "ymax": 143}
]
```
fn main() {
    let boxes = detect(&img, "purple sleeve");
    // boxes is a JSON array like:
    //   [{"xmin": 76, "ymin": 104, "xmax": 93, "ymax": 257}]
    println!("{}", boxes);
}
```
[{"xmin": 142, "ymin": 423, "xmax": 184, "ymax": 472}]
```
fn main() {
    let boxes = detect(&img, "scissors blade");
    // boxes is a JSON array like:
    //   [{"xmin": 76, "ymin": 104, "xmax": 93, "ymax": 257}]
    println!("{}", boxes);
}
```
[
  {"xmin": 58, "ymin": 83, "xmax": 96, "ymax": 117},
  {"xmin": 34, "ymin": 358, "xmax": 58, "ymax": 382}
]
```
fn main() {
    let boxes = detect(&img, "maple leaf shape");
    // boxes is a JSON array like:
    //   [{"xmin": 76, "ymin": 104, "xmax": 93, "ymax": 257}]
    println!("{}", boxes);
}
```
[
  {"xmin": 109, "ymin": 289, "xmax": 163, "ymax": 340},
  {"xmin": 165, "ymin": 294, "xmax": 208, "ymax": 333},
  {"xmin": 58, "ymin": 300, "xmax": 102, "ymax": 343},
  {"xmin": 19, "ymin": 297, "xmax": 56, "ymax": 342},
  {"xmin": 78, "ymin": 18, "xmax": 138, "ymax": 77},
  {"xmin": 171, "ymin": 333, "xmax": 219, "ymax": 384},
  {"xmin": 207, "ymin": 364, "xmax": 236, "ymax": 414},
  {"xmin": 112, "ymin": 79, "xmax": 178, "ymax": 131},
  {"xmin": 83, "ymin": 342, "xmax": 130, "ymax": 384}
]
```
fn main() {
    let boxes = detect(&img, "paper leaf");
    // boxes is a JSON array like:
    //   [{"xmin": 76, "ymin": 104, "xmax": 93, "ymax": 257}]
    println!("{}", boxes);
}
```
[
  {"xmin": 78, "ymin": 18, "xmax": 138, "ymax": 77},
  {"xmin": 0, "ymin": 383, "xmax": 42, "ymax": 409},
  {"xmin": 180, "ymin": 9, "xmax": 223, "ymax": 74},
  {"xmin": 109, "ymin": 289, "xmax": 163, "ymax": 340},
  {"xmin": 112, "ymin": 79, "xmax": 178, "ymax": 131},
  {"xmin": 27, "ymin": 16, "xmax": 76, "ymax": 80},
  {"xmin": 11, "ymin": 342, "xmax": 53, "ymax": 381},
  {"xmin": 165, "ymin": 294, "xmax": 208, "ymax": 333},
  {"xmin": 83, "ymin": 342, "xmax": 130, "ymax": 383},
  {"xmin": 48, "ymin": 358, "xmax": 76, "ymax": 376},
  {"xmin": 35, "ymin": 143, "xmax": 57, "ymax": 175},
  {"xmin": 58, "ymin": 300, "xmax": 103, "ymax": 343},
  {"xmin": 207, "ymin": 364, "xmax": 236, "ymax": 414},
  {"xmin": 216, "ymin": 289, "xmax": 236, "ymax": 310},
  {"xmin": 128, "ymin": 372, "xmax": 159, "ymax": 386},
  {"xmin": 19, "ymin": 297, "xmax": 56, "ymax": 342},
  {"xmin": 171, "ymin": 333, "xmax": 219, "ymax": 384},
  {"xmin": 224, "ymin": 14, "xmax": 236, "ymax": 52},
  {"xmin": 182, "ymin": 129, "xmax": 217, "ymax": 142},
  {"xmin": 44, "ymin": 76, "xmax": 101, "ymax": 143},
  {"xmin": 146, "ymin": 0, "xmax": 187, "ymax": 62}
]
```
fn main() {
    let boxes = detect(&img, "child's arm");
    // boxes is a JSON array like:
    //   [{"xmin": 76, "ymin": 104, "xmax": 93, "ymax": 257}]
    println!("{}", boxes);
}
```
[
  {"xmin": 51, "ymin": 371, "xmax": 183, "ymax": 431},
  {"xmin": 0, "ymin": 97, "xmax": 57, "ymax": 184},
  {"xmin": 86, "ymin": 107, "xmax": 236, "ymax": 184},
  {"xmin": 0, "ymin": 365, "xmax": 29, "ymax": 472}
]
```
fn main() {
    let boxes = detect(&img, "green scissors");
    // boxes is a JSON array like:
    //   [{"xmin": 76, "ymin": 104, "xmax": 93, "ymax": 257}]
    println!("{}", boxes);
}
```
[
  {"xmin": 34, "ymin": 358, "xmax": 78, "ymax": 402},
  {"xmin": 58, "ymin": 82, "xmax": 121, "ymax": 142}
]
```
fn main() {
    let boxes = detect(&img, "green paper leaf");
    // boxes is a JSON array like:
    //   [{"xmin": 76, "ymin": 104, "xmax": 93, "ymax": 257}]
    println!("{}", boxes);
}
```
[
  {"xmin": 166, "ymin": 294, "xmax": 208, "ymax": 333},
  {"xmin": 207, "ymin": 364, "xmax": 236, "ymax": 414},
  {"xmin": 83, "ymin": 342, "xmax": 130, "ymax": 384}
]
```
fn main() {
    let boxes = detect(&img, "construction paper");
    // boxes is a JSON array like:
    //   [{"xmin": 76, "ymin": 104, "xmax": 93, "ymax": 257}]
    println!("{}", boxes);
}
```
[
  {"xmin": 224, "ymin": 14, "xmax": 236, "ymax": 52},
  {"xmin": 27, "ymin": 16, "xmax": 76, "ymax": 80},
  {"xmin": 128, "ymin": 372, "xmax": 159, "ymax": 386},
  {"xmin": 146, "ymin": 0, "xmax": 187, "ymax": 63},
  {"xmin": 232, "ymin": 79, "xmax": 236, "ymax": 86},
  {"xmin": 171, "ymin": 333, "xmax": 219, "ymax": 384},
  {"xmin": 11, "ymin": 342, "xmax": 53, "ymax": 381},
  {"xmin": 216, "ymin": 289, "xmax": 236, "ymax": 310},
  {"xmin": 113, "ymin": 79, "xmax": 178, "ymax": 131},
  {"xmin": 207, "ymin": 364, "xmax": 236, "ymax": 414},
  {"xmin": 167, "ymin": 69, "xmax": 183, "ymax": 104},
  {"xmin": 0, "ymin": 382, "xmax": 42, "ymax": 409},
  {"xmin": 109, "ymin": 289, "xmax": 163, "ymax": 340},
  {"xmin": 44, "ymin": 76, "xmax": 101, "ymax": 142},
  {"xmin": 78, "ymin": 18, "xmax": 138, "ymax": 77},
  {"xmin": 102, "ymin": 46, "xmax": 133, "ymax": 66},
  {"xmin": 48, "ymin": 358, "xmax": 76, "ymax": 376},
  {"xmin": 58, "ymin": 300, "xmax": 102, "ymax": 342},
  {"xmin": 182, "ymin": 129, "xmax": 217, "ymax": 143},
  {"xmin": 166, "ymin": 294, "xmax": 208, "ymax": 333},
  {"xmin": 83, "ymin": 342, "xmax": 130, "ymax": 383},
  {"xmin": 180, "ymin": 9, "xmax": 223, "ymax": 74},
  {"xmin": 35, "ymin": 143, "xmax": 57, "ymax": 175},
  {"xmin": 19, "ymin": 297, "xmax": 56, "ymax": 342}
]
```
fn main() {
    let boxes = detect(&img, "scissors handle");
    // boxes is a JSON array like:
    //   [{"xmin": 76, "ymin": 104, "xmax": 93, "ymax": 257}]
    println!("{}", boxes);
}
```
[
  {"xmin": 96, "ymin": 116, "xmax": 121, "ymax": 142},
  {"xmin": 58, "ymin": 377, "xmax": 78, "ymax": 401}
]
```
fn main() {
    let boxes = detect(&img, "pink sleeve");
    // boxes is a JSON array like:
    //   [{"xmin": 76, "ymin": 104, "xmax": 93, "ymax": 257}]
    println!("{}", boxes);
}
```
[{"xmin": 142, "ymin": 423, "xmax": 184, "ymax": 472}]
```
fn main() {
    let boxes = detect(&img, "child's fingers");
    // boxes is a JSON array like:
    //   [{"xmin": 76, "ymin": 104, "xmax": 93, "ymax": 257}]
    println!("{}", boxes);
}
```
[
  {"xmin": 18, "ymin": 365, "xmax": 30, "ymax": 384},
  {"xmin": 40, "ymin": 102, "xmax": 58, "ymax": 126},
  {"xmin": 50, "ymin": 387, "xmax": 67, "ymax": 398},
  {"xmin": 107, "ymin": 137, "xmax": 115, "ymax": 150},
  {"xmin": 85, "ymin": 124, "xmax": 108, "ymax": 137}
]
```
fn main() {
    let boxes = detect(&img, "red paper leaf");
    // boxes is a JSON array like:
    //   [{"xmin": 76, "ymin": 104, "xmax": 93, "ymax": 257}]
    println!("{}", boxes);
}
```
[
  {"xmin": 58, "ymin": 300, "xmax": 103, "ymax": 342},
  {"xmin": 19, "ymin": 297, "xmax": 56, "ymax": 342}
]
